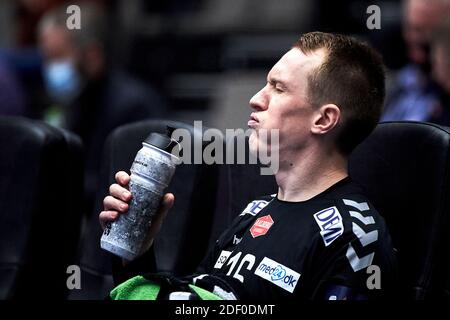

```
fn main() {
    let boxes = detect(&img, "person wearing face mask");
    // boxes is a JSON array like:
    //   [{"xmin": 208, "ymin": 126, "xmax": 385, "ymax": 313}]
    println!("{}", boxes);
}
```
[
  {"xmin": 381, "ymin": 0, "xmax": 450, "ymax": 123},
  {"xmin": 42, "ymin": 57, "xmax": 82, "ymax": 107},
  {"xmin": 38, "ymin": 3, "xmax": 166, "ymax": 213}
]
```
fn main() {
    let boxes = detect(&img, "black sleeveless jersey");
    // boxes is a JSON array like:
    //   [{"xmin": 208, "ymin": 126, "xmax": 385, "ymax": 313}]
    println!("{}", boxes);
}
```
[{"xmin": 191, "ymin": 177, "xmax": 398, "ymax": 300}]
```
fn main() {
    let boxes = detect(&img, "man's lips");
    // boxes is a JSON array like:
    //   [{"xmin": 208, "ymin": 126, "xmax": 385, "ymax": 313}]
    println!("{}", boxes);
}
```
[{"xmin": 248, "ymin": 113, "xmax": 259, "ymax": 128}]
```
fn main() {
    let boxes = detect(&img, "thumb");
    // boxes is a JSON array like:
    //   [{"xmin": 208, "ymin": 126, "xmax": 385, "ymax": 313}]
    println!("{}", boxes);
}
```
[
  {"xmin": 150, "ymin": 193, "xmax": 174, "ymax": 235},
  {"xmin": 138, "ymin": 193, "xmax": 175, "ymax": 256},
  {"xmin": 158, "ymin": 193, "xmax": 175, "ymax": 219}
]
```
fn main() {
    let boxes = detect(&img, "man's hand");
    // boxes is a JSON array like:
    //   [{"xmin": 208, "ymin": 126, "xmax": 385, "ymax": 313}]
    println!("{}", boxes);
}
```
[{"xmin": 99, "ymin": 171, "xmax": 175, "ymax": 261}]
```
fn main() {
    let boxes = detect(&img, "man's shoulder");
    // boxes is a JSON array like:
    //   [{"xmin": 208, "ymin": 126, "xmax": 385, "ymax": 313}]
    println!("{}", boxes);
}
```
[
  {"xmin": 311, "ymin": 179, "xmax": 392, "ymax": 249},
  {"xmin": 238, "ymin": 194, "xmax": 276, "ymax": 217},
  {"xmin": 329, "ymin": 189, "xmax": 389, "ymax": 240},
  {"xmin": 310, "ymin": 188, "xmax": 397, "ymax": 284}
]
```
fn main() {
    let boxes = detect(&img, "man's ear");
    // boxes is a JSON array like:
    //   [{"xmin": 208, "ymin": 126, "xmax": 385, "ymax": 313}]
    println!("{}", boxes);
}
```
[{"xmin": 311, "ymin": 104, "xmax": 341, "ymax": 135}]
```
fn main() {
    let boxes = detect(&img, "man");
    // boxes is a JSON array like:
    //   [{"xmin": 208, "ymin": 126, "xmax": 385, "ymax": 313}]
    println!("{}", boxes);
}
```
[
  {"xmin": 381, "ymin": 0, "xmax": 450, "ymax": 122},
  {"xmin": 429, "ymin": 20, "xmax": 450, "ymax": 125},
  {"xmin": 100, "ymin": 32, "xmax": 397, "ymax": 300},
  {"xmin": 38, "ymin": 4, "xmax": 166, "ymax": 212},
  {"xmin": 0, "ymin": 58, "xmax": 26, "ymax": 116}
]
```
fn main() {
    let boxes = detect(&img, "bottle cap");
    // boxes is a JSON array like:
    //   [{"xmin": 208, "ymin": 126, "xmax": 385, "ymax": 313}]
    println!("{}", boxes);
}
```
[{"xmin": 144, "ymin": 126, "xmax": 179, "ymax": 153}]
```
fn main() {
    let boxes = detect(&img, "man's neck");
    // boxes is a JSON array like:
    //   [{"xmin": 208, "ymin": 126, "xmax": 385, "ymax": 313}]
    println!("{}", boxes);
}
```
[{"xmin": 275, "ymin": 147, "xmax": 348, "ymax": 202}]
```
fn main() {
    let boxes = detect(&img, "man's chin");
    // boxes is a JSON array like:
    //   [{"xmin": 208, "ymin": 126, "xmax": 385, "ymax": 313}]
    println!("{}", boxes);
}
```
[{"xmin": 248, "ymin": 132, "xmax": 259, "ymax": 155}]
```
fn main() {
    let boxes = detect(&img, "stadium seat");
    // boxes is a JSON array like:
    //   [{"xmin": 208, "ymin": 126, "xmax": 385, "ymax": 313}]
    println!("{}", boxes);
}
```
[
  {"xmin": 0, "ymin": 116, "xmax": 83, "ymax": 299},
  {"xmin": 71, "ymin": 119, "xmax": 222, "ymax": 299},
  {"xmin": 349, "ymin": 121, "xmax": 450, "ymax": 300}
]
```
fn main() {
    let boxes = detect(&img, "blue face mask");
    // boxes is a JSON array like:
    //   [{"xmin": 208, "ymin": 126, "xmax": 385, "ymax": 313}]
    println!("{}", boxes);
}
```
[{"xmin": 43, "ymin": 60, "xmax": 82, "ymax": 104}]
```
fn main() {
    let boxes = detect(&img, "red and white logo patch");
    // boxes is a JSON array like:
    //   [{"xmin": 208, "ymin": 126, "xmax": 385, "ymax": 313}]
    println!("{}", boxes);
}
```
[{"xmin": 250, "ymin": 215, "xmax": 274, "ymax": 238}]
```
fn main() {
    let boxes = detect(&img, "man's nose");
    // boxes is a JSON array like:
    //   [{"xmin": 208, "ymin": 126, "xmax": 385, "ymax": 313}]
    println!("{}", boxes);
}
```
[{"xmin": 249, "ymin": 87, "xmax": 267, "ymax": 111}]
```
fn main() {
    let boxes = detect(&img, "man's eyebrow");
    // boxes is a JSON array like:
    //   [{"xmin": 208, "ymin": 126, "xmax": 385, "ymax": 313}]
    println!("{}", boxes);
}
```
[{"xmin": 268, "ymin": 76, "xmax": 288, "ymax": 88}]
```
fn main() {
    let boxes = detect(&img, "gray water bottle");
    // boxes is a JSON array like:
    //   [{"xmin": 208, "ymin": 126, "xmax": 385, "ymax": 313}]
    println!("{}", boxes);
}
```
[{"xmin": 100, "ymin": 127, "xmax": 181, "ymax": 260}]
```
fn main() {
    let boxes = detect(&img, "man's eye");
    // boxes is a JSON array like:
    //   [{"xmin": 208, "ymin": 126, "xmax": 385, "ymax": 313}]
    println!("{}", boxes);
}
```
[{"xmin": 274, "ymin": 87, "xmax": 284, "ymax": 93}]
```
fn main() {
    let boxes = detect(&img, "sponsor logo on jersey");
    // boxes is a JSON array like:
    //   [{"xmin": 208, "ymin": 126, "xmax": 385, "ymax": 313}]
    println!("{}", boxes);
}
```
[
  {"xmin": 233, "ymin": 235, "xmax": 242, "ymax": 245},
  {"xmin": 250, "ymin": 215, "xmax": 274, "ymax": 238},
  {"xmin": 214, "ymin": 250, "xmax": 232, "ymax": 269},
  {"xmin": 313, "ymin": 206, "xmax": 344, "ymax": 246},
  {"xmin": 240, "ymin": 200, "xmax": 270, "ymax": 216},
  {"xmin": 254, "ymin": 257, "xmax": 301, "ymax": 293}
]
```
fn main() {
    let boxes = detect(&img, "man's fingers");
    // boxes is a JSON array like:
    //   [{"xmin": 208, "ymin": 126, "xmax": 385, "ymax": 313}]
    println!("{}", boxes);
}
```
[
  {"xmin": 159, "ymin": 193, "xmax": 175, "ymax": 216},
  {"xmin": 151, "ymin": 193, "xmax": 175, "ymax": 231},
  {"xmin": 115, "ymin": 171, "xmax": 130, "ymax": 186},
  {"xmin": 109, "ymin": 183, "xmax": 132, "ymax": 202},
  {"xmin": 99, "ymin": 210, "xmax": 119, "ymax": 229},
  {"xmin": 146, "ymin": 193, "xmax": 175, "ymax": 245},
  {"xmin": 103, "ymin": 195, "xmax": 129, "ymax": 212}
]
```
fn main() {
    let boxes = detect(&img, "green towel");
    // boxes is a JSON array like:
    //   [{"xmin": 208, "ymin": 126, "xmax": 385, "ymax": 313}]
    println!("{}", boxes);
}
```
[
  {"xmin": 110, "ymin": 275, "xmax": 223, "ymax": 300},
  {"xmin": 188, "ymin": 284, "xmax": 222, "ymax": 300},
  {"xmin": 110, "ymin": 276, "xmax": 160, "ymax": 300}
]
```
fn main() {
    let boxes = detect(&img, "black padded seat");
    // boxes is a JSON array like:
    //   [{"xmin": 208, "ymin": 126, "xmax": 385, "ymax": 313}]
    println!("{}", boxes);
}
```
[{"xmin": 0, "ymin": 116, "xmax": 83, "ymax": 299}]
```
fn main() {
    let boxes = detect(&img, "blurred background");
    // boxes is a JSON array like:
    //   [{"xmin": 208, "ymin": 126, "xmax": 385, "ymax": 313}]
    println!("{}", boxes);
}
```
[{"xmin": 1, "ymin": 0, "xmax": 450, "ymax": 299}]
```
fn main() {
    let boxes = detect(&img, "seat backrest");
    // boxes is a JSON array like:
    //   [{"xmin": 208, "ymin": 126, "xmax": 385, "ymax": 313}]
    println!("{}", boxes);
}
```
[
  {"xmin": 0, "ymin": 116, "xmax": 83, "ymax": 299},
  {"xmin": 349, "ymin": 121, "xmax": 450, "ymax": 300},
  {"xmin": 73, "ymin": 119, "xmax": 221, "ymax": 299}
]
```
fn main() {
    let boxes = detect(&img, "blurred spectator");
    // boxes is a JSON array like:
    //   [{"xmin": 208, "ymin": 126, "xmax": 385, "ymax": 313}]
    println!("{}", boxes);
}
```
[
  {"xmin": 430, "ymin": 20, "xmax": 450, "ymax": 125},
  {"xmin": 16, "ymin": 0, "xmax": 66, "ymax": 47},
  {"xmin": 381, "ymin": 0, "xmax": 450, "ymax": 122},
  {"xmin": 38, "ymin": 3, "xmax": 167, "ymax": 213},
  {"xmin": 0, "ymin": 58, "xmax": 26, "ymax": 116}
]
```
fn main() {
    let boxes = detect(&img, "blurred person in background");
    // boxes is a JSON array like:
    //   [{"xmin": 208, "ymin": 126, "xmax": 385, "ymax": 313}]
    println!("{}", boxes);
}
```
[
  {"xmin": 0, "ymin": 58, "xmax": 26, "ymax": 116},
  {"xmin": 16, "ymin": 0, "xmax": 67, "ymax": 47},
  {"xmin": 0, "ymin": 0, "xmax": 66, "ymax": 118},
  {"xmin": 429, "ymin": 20, "xmax": 450, "ymax": 125},
  {"xmin": 38, "ymin": 2, "xmax": 167, "ymax": 213},
  {"xmin": 381, "ymin": 0, "xmax": 450, "ymax": 122}
]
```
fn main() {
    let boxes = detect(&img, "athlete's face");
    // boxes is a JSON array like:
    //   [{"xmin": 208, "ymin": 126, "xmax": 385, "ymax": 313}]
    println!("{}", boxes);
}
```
[{"xmin": 248, "ymin": 48, "xmax": 325, "ymax": 157}]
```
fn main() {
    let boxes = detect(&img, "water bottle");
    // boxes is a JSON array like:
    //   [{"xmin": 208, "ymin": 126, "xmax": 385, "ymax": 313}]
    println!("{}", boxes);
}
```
[{"xmin": 100, "ymin": 126, "xmax": 181, "ymax": 260}]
